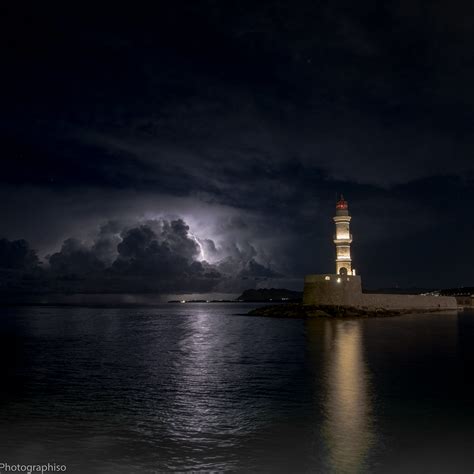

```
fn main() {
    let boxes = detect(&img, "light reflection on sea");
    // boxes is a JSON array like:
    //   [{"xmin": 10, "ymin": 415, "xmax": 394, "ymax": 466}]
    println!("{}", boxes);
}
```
[{"xmin": 0, "ymin": 304, "xmax": 473, "ymax": 473}]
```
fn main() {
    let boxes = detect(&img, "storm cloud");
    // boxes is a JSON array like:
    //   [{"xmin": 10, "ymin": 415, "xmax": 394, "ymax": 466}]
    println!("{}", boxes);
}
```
[
  {"xmin": 0, "ymin": 238, "xmax": 39, "ymax": 271},
  {"xmin": 1, "ymin": 1, "xmax": 474, "ymax": 290},
  {"xmin": 0, "ymin": 217, "xmax": 284, "ymax": 296}
]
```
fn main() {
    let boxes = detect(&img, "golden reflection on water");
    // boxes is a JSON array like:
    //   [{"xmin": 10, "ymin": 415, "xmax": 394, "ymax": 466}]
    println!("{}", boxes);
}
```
[{"xmin": 309, "ymin": 320, "xmax": 374, "ymax": 473}]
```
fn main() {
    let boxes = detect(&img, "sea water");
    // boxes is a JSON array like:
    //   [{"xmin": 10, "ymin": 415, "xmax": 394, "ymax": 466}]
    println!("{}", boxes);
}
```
[{"xmin": 0, "ymin": 304, "xmax": 473, "ymax": 473}]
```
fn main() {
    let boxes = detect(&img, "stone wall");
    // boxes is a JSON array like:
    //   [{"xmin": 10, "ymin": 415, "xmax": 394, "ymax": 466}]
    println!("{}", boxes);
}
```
[
  {"xmin": 303, "ymin": 274, "xmax": 362, "ymax": 306},
  {"xmin": 359, "ymin": 293, "xmax": 457, "ymax": 310},
  {"xmin": 455, "ymin": 295, "xmax": 474, "ymax": 307},
  {"xmin": 303, "ymin": 274, "xmax": 458, "ymax": 310}
]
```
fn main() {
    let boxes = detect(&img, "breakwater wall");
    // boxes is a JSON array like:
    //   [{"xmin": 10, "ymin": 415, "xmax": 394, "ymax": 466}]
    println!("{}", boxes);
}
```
[{"xmin": 303, "ymin": 274, "xmax": 458, "ymax": 310}]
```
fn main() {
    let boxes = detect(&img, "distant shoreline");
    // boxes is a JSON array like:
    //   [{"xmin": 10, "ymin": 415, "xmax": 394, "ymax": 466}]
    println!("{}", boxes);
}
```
[
  {"xmin": 0, "ymin": 301, "xmax": 269, "ymax": 308},
  {"xmin": 167, "ymin": 299, "xmax": 294, "ymax": 304}
]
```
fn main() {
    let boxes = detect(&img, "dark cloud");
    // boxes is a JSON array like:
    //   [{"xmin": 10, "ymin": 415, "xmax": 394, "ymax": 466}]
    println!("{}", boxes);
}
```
[
  {"xmin": 112, "ymin": 221, "xmax": 199, "ymax": 277},
  {"xmin": 0, "ymin": 238, "xmax": 44, "ymax": 296},
  {"xmin": 49, "ymin": 238, "xmax": 106, "ymax": 276},
  {"xmin": 0, "ymin": 238, "xmax": 40, "ymax": 270},
  {"xmin": 0, "ymin": 218, "xmax": 283, "ymax": 295},
  {"xmin": 239, "ymin": 259, "xmax": 282, "ymax": 279},
  {"xmin": 1, "ymin": 1, "xmax": 474, "ymax": 290},
  {"xmin": 91, "ymin": 221, "xmax": 123, "ymax": 265}
]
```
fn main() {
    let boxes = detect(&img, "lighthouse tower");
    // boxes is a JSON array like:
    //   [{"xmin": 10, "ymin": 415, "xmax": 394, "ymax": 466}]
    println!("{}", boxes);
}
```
[
  {"xmin": 333, "ymin": 195, "xmax": 354, "ymax": 276},
  {"xmin": 302, "ymin": 196, "xmax": 457, "ymax": 310}
]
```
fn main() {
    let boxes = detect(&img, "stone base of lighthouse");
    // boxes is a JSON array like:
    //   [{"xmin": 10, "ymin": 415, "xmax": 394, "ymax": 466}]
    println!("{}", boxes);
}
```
[
  {"xmin": 303, "ymin": 274, "xmax": 458, "ymax": 311},
  {"xmin": 303, "ymin": 274, "xmax": 362, "ymax": 306}
]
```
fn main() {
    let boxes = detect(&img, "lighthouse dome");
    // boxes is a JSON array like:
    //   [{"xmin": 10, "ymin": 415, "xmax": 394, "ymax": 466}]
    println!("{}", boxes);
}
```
[{"xmin": 336, "ymin": 195, "xmax": 348, "ymax": 210}]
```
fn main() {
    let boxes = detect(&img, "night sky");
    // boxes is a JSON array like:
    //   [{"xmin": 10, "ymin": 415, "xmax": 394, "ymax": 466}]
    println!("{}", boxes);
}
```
[{"xmin": 1, "ymin": 2, "xmax": 474, "ymax": 296}]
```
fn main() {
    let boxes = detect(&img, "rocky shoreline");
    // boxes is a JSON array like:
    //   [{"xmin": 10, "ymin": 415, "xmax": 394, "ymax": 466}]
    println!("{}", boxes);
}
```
[{"xmin": 246, "ymin": 303, "xmax": 449, "ymax": 319}]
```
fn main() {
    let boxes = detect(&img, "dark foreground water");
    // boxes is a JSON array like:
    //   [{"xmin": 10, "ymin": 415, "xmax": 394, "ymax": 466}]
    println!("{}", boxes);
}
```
[{"xmin": 0, "ymin": 304, "xmax": 473, "ymax": 473}]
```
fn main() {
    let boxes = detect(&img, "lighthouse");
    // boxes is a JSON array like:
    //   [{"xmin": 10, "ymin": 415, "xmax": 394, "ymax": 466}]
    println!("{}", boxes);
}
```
[
  {"xmin": 302, "ymin": 196, "xmax": 456, "ymax": 310},
  {"xmin": 333, "ymin": 195, "xmax": 355, "ymax": 276}
]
